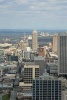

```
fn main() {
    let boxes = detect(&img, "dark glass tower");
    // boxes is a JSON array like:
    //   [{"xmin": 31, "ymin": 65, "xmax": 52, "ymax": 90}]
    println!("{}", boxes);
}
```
[
  {"xmin": 32, "ymin": 75, "xmax": 61, "ymax": 100},
  {"xmin": 58, "ymin": 32, "xmax": 67, "ymax": 75}
]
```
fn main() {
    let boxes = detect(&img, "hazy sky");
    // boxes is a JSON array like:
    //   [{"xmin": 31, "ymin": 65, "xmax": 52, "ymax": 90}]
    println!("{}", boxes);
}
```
[{"xmin": 0, "ymin": 0, "xmax": 67, "ymax": 30}]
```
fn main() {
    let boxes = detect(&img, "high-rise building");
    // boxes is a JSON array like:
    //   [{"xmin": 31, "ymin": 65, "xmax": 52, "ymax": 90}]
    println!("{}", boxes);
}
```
[
  {"xmin": 34, "ymin": 56, "xmax": 45, "ymax": 76},
  {"xmin": 32, "ymin": 73, "xmax": 61, "ymax": 100},
  {"xmin": 32, "ymin": 31, "xmax": 38, "ymax": 51},
  {"xmin": 24, "ymin": 65, "xmax": 39, "ymax": 84},
  {"xmin": 58, "ymin": 32, "xmax": 67, "ymax": 75},
  {"xmin": 52, "ymin": 35, "xmax": 58, "ymax": 53}
]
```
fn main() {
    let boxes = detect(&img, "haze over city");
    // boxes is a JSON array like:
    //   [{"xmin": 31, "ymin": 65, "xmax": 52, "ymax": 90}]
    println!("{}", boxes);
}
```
[{"xmin": 0, "ymin": 0, "xmax": 67, "ymax": 30}]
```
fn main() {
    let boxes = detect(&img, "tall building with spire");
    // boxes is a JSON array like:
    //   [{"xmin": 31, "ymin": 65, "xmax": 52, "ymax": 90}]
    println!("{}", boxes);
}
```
[{"xmin": 32, "ymin": 30, "xmax": 38, "ymax": 51}]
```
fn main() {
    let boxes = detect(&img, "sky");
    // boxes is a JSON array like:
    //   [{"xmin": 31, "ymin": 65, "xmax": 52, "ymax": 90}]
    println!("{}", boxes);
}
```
[{"xmin": 0, "ymin": 0, "xmax": 67, "ymax": 30}]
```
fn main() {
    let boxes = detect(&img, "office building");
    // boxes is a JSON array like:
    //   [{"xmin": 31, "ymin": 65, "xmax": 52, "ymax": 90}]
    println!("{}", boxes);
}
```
[
  {"xmin": 34, "ymin": 56, "xmax": 45, "ymax": 76},
  {"xmin": 19, "ymin": 64, "xmax": 39, "ymax": 90},
  {"xmin": 32, "ymin": 31, "xmax": 38, "ymax": 51},
  {"xmin": 30, "ymin": 52, "xmax": 35, "ymax": 61},
  {"xmin": 53, "ymin": 35, "xmax": 58, "ymax": 53},
  {"xmin": 32, "ymin": 73, "xmax": 61, "ymax": 100},
  {"xmin": 23, "ymin": 51, "xmax": 31, "ymax": 60},
  {"xmin": 46, "ymin": 61, "xmax": 58, "ymax": 75},
  {"xmin": 30, "ymin": 51, "xmax": 38, "ymax": 61},
  {"xmin": 58, "ymin": 32, "xmax": 67, "ymax": 75},
  {"xmin": 24, "ymin": 65, "xmax": 39, "ymax": 84}
]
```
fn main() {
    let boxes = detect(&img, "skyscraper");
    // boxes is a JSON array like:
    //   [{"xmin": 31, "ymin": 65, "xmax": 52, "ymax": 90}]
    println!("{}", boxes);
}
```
[
  {"xmin": 32, "ymin": 30, "xmax": 38, "ymax": 51},
  {"xmin": 52, "ymin": 35, "xmax": 58, "ymax": 53},
  {"xmin": 58, "ymin": 32, "xmax": 67, "ymax": 75}
]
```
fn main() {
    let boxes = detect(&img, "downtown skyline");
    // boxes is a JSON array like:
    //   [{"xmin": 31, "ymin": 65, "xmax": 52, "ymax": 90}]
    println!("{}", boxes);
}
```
[{"xmin": 0, "ymin": 0, "xmax": 67, "ymax": 30}]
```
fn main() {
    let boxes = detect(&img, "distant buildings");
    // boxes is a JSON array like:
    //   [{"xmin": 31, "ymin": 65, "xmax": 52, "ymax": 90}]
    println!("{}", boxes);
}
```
[
  {"xmin": 23, "ymin": 51, "xmax": 31, "ymax": 60},
  {"xmin": 46, "ymin": 60, "xmax": 58, "ymax": 75},
  {"xmin": 19, "ymin": 40, "xmax": 28, "ymax": 50},
  {"xmin": 4, "ymin": 46, "xmax": 16, "ymax": 55},
  {"xmin": 37, "ymin": 47, "xmax": 47, "ymax": 57},
  {"xmin": 6, "ymin": 55, "xmax": 18, "ymax": 62},
  {"xmin": 30, "ymin": 52, "xmax": 36, "ymax": 61},
  {"xmin": 32, "ymin": 72, "xmax": 61, "ymax": 100},
  {"xmin": 0, "ymin": 43, "xmax": 12, "ymax": 49},
  {"xmin": 22, "ymin": 51, "xmax": 38, "ymax": 61},
  {"xmin": 32, "ymin": 31, "xmax": 38, "ymax": 51},
  {"xmin": 52, "ymin": 35, "xmax": 58, "ymax": 53},
  {"xmin": 48, "ymin": 42, "xmax": 52, "ymax": 48},
  {"xmin": 58, "ymin": 32, "xmax": 67, "ymax": 75},
  {"xmin": 49, "ymin": 52, "xmax": 58, "ymax": 58}
]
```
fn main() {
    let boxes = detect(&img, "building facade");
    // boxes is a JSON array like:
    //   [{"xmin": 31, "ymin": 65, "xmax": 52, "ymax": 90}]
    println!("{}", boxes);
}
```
[
  {"xmin": 24, "ymin": 65, "xmax": 39, "ymax": 84},
  {"xmin": 53, "ymin": 35, "xmax": 58, "ymax": 53},
  {"xmin": 32, "ymin": 31, "xmax": 38, "ymax": 51},
  {"xmin": 58, "ymin": 32, "xmax": 67, "ymax": 75},
  {"xmin": 34, "ymin": 56, "xmax": 45, "ymax": 76},
  {"xmin": 23, "ymin": 51, "xmax": 31, "ymax": 60},
  {"xmin": 32, "ymin": 76, "xmax": 61, "ymax": 100}
]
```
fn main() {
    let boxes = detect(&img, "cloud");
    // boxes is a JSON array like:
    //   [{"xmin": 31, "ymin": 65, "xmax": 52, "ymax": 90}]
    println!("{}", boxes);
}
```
[
  {"xmin": 0, "ymin": 0, "xmax": 67, "ymax": 17},
  {"xmin": 15, "ymin": 0, "xmax": 29, "ymax": 4},
  {"xmin": 0, "ymin": 5, "xmax": 10, "ymax": 9},
  {"xmin": 0, "ymin": 0, "xmax": 67, "ymax": 9},
  {"xmin": 0, "ymin": 0, "xmax": 4, "ymax": 2}
]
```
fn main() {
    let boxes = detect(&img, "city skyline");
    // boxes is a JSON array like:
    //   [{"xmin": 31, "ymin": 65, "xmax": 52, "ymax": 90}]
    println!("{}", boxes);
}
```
[{"xmin": 0, "ymin": 0, "xmax": 67, "ymax": 30}]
